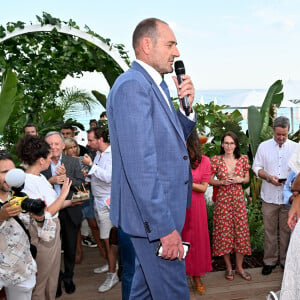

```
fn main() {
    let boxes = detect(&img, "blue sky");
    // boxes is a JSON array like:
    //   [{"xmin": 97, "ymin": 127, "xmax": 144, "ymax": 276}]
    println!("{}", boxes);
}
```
[{"xmin": 2, "ymin": 0, "xmax": 300, "ymax": 90}]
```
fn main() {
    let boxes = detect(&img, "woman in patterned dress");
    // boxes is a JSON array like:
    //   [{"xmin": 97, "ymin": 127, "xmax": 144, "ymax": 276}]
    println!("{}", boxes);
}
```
[{"xmin": 209, "ymin": 131, "xmax": 252, "ymax": 281}]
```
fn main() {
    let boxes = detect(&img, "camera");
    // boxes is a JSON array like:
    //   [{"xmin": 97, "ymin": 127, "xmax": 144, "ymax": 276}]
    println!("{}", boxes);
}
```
[
  {"xmin": 9, "ymin": 194, "xmax": 45, "ymax": 216},
  {"xmin": 5, "ymin": 168, "xmax": 46, "ymax": 216}
]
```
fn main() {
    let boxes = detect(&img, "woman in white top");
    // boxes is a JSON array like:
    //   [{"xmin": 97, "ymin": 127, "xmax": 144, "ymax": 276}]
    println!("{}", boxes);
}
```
[{"xmin": 16, "ymin": 135, "xmax": 72, "ymax": 300}]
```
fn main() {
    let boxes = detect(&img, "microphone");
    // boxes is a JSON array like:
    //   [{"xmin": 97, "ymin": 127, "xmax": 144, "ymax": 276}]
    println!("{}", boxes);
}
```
[
  {"xmin": 6, "ymin": 168, "xmax": 26, "ymax": 188},
  {"xmin": 174, "ymin": 60, "xmax": 191, "ymax": 116}
]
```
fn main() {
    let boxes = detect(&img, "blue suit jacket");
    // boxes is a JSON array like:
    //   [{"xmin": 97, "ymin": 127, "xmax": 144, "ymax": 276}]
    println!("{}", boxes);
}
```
[{"xmin": 107, "ymin": 61, "xmax": 195, "ymax": 241}]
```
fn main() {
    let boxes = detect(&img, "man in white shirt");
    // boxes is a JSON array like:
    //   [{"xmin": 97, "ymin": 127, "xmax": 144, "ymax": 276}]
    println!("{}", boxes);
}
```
[
  {"xmin": 81, "ymin": 127, "xmax": 118, "ymax": 293},
  {"xmin": 252, "ymin": 116, "xmax": 297, "ymax": 275}
]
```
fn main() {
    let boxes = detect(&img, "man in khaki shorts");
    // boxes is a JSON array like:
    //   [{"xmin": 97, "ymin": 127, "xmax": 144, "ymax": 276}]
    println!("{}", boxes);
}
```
[{"xmin": 81, "ymin": 127, "xmax": 118, "ymax": 293}]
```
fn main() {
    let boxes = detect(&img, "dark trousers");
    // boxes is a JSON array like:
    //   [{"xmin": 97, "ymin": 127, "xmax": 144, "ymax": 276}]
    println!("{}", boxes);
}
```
[
  {"xmin": 59, "ymin": 210, "xmax": 80, "ymax": 282},
  {"xmin": 118, "ymin": 228, "xmax": 135, "ymax": 300}
]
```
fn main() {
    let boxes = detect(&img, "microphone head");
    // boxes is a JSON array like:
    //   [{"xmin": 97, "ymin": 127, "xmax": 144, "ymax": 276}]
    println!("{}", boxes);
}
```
[
  {"xmin": 174, "ymin": 60, "xmax": 185, "ymax": 75},
  {"xmin": 5, "ymin": 168, "xmax": 26, "ymax": 188}
]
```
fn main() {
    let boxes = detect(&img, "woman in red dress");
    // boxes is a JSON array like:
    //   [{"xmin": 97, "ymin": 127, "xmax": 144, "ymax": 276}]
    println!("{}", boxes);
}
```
[
  {"xmin": 209, "ymin": 131, "xmax": 252, "ymax": 281},
  {"xmin": 181, "ymin": 130, "xmax": 212, "ymax": 295}
]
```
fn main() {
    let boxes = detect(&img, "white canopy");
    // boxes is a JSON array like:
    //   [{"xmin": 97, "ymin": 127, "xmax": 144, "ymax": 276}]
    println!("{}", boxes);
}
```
[
  {"xmin": 230, "ymin": 85, "xmax": 297, "ymax": 108},
  {"xmin": 283, "ymin": 80, "xmax": 300, "ymax": 104}
]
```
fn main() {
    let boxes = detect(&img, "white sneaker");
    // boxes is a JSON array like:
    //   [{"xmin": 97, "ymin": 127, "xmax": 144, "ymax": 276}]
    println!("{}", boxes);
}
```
[
  {"xmin": 93, "ymin": 263, "xmax": 118, "ymax": 274},
  {"xmin": 98, "ymin": 272, "xmax": 119, "ymax": 292},
  {"xmin": 94, "ymin": 264, "xmax": 109, "ymax": 274}
]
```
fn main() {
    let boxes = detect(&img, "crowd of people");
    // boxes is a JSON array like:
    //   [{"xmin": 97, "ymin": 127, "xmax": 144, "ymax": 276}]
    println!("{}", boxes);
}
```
[
  {"xmin": 1, "ymin": 16, "xmax": 300, "ymax": 300},
  {"xmin": 0, "ymin": 118, "xmax": 124, "ymax": 300}
]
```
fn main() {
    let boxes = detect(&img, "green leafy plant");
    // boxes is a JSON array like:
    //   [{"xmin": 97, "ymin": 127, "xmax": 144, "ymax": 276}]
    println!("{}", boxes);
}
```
[
  {"xmin": 248, "ymin": 80, "xmax": 283, "ymax": 157},
  {"xmin": 0, "ymin": 69, "xmax": 18, "ymax": 134},
  {"xmin": 92, "ymin": 90, "xmax": 107, "ymax": 109},
  {"xmin": 246, "ymin": 200, "xmax": 264, "ymax": 252},
  {"xmin": 193, "ymin": 101, "xmax": 248, "ymax": 158},
  {"xmin": 206, "ymin": 201, "xmax": 214, "ymax": 248},
  {"xmin": 247, "ymin": 80, "xmax": 284, "ymax": 202},
  {"xmin": 0, "ymin": 12, "xmax": 129, "ymax": 151}
]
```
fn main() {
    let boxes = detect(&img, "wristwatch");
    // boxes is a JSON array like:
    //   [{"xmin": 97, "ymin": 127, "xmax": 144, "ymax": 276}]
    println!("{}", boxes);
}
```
[
  {"xmin": 88, "ymin": 161, "xmax": 93, "ymax": 167},
  {"xmin": 266, "ymin": 175, "xmax": 270, "ymax": 183}
]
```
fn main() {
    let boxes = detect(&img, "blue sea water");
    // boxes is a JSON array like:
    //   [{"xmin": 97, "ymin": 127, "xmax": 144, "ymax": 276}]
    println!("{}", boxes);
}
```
[{"xmin": 67, "ymin": 89, "xmax": 300, "ymax": 134}]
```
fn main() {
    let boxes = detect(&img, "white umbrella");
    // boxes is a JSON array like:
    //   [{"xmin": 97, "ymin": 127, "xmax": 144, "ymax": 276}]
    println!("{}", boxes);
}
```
[
  {"xmin": 229, "ymin": 90, "xmax": 266, "ymax": 108},
  {"xmin": 283, "ymin": 80, "xmax": 300, "ymax": 105}
]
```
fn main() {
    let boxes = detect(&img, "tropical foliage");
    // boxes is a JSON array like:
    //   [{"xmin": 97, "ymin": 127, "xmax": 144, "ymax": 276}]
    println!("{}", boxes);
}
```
[
  {"xmin": 193, "ymin": 101, "xmax": 249, "ymax": 158},
  {"xmin": 0, "ymin": 69, "xmax": 18, "ymax": 134},
  {"xmin": 247, "ymin": 201, "xmax": 264, "ymax": 252},
  {"xmin": 0, "ymin": 12, "xmax": 129, "ymax": 151},
  {"xmin": 246, "ymin": 80, "xmax": 284, "ymax": 203},
  {"xmin": 248, "ymin": 80, "xmax": 284, "ymax": 157}
]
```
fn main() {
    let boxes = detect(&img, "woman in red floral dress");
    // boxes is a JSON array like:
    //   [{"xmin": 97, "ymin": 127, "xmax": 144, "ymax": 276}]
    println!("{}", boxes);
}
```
[
  {"xmin": 209, "ymin": 131, "xmax": 252, "ymax": 281},
  {"xmin": 182, "ymin": 130, "xmax": 212, "ymax": 295}
]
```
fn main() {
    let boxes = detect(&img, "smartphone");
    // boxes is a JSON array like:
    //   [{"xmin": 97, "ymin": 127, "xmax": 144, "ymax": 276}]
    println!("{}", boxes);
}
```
[
  {"xmin": 156, "ymin": 241, "xmax": 190, "ymax": 259},
  {"xmin": 278, "ymin": 178, "xmax": 286, "ymax": 183}
]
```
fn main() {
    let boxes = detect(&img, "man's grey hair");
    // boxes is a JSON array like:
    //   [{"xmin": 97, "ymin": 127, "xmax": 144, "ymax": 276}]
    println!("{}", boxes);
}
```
[
  {"xmin": 45, "ymin": 131, "xmax": 65, "ymax": 142},
  {"xmin": 273, "ymin": 116, "xmax": 290, "ymax": 130}
]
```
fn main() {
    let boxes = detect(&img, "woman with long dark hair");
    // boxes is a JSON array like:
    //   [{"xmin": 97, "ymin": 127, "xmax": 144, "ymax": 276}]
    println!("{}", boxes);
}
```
[
  {"xmin": 181, "ymin": 130, "xmax": 212, "ymax": 295},
  {"xmin": 209, "ymin": 131, "xmax": 252, "ymax": 281}
]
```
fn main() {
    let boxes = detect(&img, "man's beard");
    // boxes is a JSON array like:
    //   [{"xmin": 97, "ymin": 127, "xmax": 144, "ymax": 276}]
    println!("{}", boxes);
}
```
[{"xmin": 0, "ymin": 186, "xmax": 11, "ymax": 193}]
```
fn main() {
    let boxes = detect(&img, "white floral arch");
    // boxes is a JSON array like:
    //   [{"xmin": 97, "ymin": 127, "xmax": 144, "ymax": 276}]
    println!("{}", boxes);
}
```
[{"xmin": 0, "ymin": 24, "xmax": 129, "ymax": 72}]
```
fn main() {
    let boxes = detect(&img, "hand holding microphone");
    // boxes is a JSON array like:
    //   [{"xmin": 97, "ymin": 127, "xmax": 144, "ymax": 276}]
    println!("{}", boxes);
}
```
[{"xmin": 173, "ymin": 60, "xmax": 195, "ymax": 116}]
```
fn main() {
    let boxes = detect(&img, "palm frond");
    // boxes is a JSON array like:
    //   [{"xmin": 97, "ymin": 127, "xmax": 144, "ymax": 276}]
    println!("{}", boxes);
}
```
[{"xmin": 59, "ymin": 88, "xmax": 100, "ymax": 114}]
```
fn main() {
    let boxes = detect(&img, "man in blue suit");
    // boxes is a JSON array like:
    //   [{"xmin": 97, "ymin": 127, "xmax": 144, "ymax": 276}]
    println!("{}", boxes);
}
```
[{"xmin": 107, "ymin": 18, "xmax": 196, "ymax": 299}]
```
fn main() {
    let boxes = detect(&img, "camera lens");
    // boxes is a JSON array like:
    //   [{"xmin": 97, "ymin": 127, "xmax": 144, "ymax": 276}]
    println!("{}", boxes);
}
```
[{"xmin": 21, "ymin": 198, "xmax": 45, "ymax": 216}]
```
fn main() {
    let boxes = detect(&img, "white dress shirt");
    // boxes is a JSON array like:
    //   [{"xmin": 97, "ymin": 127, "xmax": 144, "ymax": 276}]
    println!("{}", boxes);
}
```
[
  {"xmin": 50, "ymin": 154, "xmax": 62, "ymax": 196},
  {"xmin": 88, "ymin": 146, "xmax": 112, "ymax": 210},
  {"xmin": 252, "ymin": 138, "xmax": 298, "ymax": 204}
]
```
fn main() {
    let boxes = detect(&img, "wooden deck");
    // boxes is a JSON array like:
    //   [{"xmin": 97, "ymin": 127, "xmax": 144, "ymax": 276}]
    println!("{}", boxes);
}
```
[{"xmin": 60, "ymin": 246, "xmax": 282, "ymax": 300}]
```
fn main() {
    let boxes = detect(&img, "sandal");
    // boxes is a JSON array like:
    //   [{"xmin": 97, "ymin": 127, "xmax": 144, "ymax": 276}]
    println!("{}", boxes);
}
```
[
  {"xmin": 195, "ymin": 284, "xmax": 206, "ymax": 295},
  {"xmin": 225, "ymin": 269, "xmax": 234, "ymax": 280},
  {"xmin": 235, "ymin": 270, "xmax": 251, "ymax": 281}
]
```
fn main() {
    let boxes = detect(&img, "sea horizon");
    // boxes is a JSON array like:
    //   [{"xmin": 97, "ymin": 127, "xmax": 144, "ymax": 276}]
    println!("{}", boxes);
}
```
[{"xmin": 67, "ymin": 88, "xmax": 299, "ymax": 140}]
